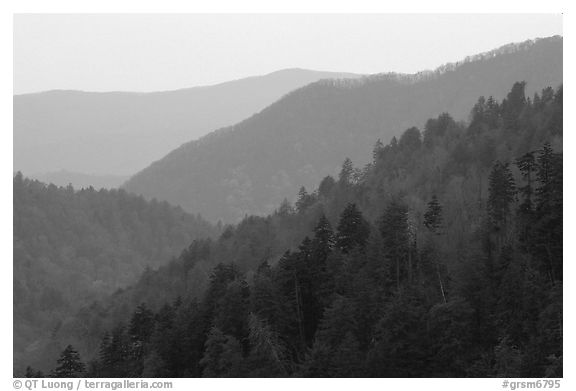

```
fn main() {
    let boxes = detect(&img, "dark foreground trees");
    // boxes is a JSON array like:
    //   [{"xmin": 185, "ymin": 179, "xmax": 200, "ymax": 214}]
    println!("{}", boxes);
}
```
[{"xmin": 38, "ymin": 82, "xmax": 562, "ymax": 378}]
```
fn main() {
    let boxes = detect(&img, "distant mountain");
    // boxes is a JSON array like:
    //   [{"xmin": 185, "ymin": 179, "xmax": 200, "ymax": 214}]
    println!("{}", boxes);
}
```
[
  {"xmin": 32, "ymin": 170, "xmax": 129, "ymax": 190},
  {"xmin": 14, "ymin": 68, "xmax": 361, "ymax": 183},
  {"xmin": 124, "ymin": 36, "xmax": 563, "ymax": 222}
]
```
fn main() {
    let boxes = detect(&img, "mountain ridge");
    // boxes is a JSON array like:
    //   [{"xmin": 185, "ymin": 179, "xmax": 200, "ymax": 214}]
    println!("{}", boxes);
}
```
[
  {"xmin": 15, "ymin": 68, "xmax": 361, "ymax": 96},
  {"xmin": 124, "ymin": 36, "xmax": 563, "ymax": 222},
  {"xmin": 14, "ymin": 68, "xmax": 363, "ymax": 184}
]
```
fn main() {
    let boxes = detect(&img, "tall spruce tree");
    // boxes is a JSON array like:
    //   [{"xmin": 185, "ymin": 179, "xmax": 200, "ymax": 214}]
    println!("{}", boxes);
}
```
[
  {"xmin": 534, "ymin": 143, "xmax": 563, "ymax": 282},
  {"xmin": 378, "ymin": 200, "xmax": 410, "ymax": 291},
  {"xmin": 53, "ymin": 345, "xmax": 85, "ymax": 378},
  {"xmin": 339, "ymin": 158, "xmax": 354, "ymax": 185},
  {"xmin": 423, "ymin": 195, "xmax": 443, "ymax": 233},
  {"xmin": 488, "ymin": 161, "xmax": 516, "ymax": 229},
  {"xmin": 335, "ymin": 204, "xmax": 370, "ymax": 254}
]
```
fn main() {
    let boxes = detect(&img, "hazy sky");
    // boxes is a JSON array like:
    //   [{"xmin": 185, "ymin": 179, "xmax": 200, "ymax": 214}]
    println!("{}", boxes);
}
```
[{"xmin": 14, "ymin": 14, "xmax": 562, "ymax": 94}]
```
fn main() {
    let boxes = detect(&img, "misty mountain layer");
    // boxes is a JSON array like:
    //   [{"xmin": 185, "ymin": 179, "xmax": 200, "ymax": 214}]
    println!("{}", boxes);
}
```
[
  {"xmin": 14, "ymin": 69, "xmax": 360, "ymax": 185},
  {"xmin": 124, "ymin": 37, "xmax": 562, "ymax": 223}
]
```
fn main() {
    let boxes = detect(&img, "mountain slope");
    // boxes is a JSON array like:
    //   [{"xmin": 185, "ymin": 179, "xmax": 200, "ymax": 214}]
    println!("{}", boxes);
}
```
[
  {"xmin": 13, "ymin": 175, "xmax": 218, "ymax": 371},
  {"xmin": 124, "ymin": 36, "xmax": 563, "ymax": 222},
  {"xmin": 46, "ymin": 81, "xmax": 562, "ymax": 378},
  {"xmin": 14, "ymin": 68, "xmax": 360, "ymax": 185}
]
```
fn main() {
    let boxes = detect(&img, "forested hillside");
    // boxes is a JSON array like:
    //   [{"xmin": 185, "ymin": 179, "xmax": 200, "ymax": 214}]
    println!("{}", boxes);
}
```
[
  {"xmin": 13, "ymin": 177, "xmax": 218, "ymax": 372},
  {"xmin": 14, "ymin": 68, "xmax": 360, "ymax": 187},
  {"xmin": 125, "ymin": 36, "xmax": 562, "ymax": 222},
  {"xmin": 32, "ymin": 81, "xmax": 562, "ymax": 378}
]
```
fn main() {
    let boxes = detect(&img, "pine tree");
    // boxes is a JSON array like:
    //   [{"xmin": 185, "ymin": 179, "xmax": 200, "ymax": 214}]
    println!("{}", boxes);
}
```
[
  {"xmin": 372, "ymin": 139, "xmax": 384, "ymax": 162},
  {"xmin": 488, "ymin": 161, "xmax": 516, "ymax": 229},
  {"xmin": 200, "ymin": 327, "xmax": 244, "ymax": 377},
  {"xmin": 318, "ymin": 176, "xmax": 336, "ymax": 198},
  {"xmin": 549, "ymin": 86, "xmax": 563, "ymax": 136},
  {"xmin": 127, "ymin": 303, "xmax": 155, "ymax": 374},
  {"xmin": 423, "ymin": 195, "xmax": 443, "ymax": 233},
  {"xmin": 213, "ymin": 279, "xmax": 250, "ymax": 343},
  {"xmin": 25, "ymin": 366, "xmax": 44, "ymax": 378},
  {"xmin": 335, "ymin": 204, "xmax": 370, "ymax": 254},
  {"xmin": 516, "ymin": 152, "xmax": 536, "ymax": 213},
  {"xmin": 129, "ymin": 303, "xmax": 155, "ymax": 345},
  {"xmin": 533, "ymin": 143, "xmax": 563, "ymax": 282},
  {"xmin": 378, "ymin": 200, "xmax": 410, "ymax": 291},
  {"xmin": 339, "ymin": 158, "xmax": 354, "ymax": 184},
  {"xmin": 424, "ymin": 113, "xmax": 455, "ymax": 147},
  {"xmin": 428, "ymin": 298, "xmax": 475, "ymax": 376},
  {"xmin": 247, "ymin": 313, "xmax": 287, "ymax": 376},
  {"xmin": 314, "ymin": 296, "xmax": 357, "ymax": 348},
  {"xmin": 501, "ymin": 81, "xmax": 527, "ymax": 130},
  {"xmin": 312, "ymin": 214, "xmax": 335, "ymax": 255},
  {"xmin": 310, "ymin": 214, "xmax": 336, "ymax": 308},
  {"xmin": 295, "ymin": 186, "xmax": 312, "ymax": 213},
  {"xmin": 399, "ymin": 127, "xmax": 422, "ymax": 152},
  {"xmin": 98, "ymin": 325, "xmax": 131, "ymax": 377},
  {"xmin": 367, "ymin": 291, "xmax": 428, "ymax": 377},
  {"xmin": 535, "ymin": 143, "xmax": 562, "ymax": 213},
  {"xmin": 53, "ymin": 345, "xmax": 85, "ymax": 378},
  {"xmin": 277, "ymin": 198, "xmax": 294, "ymax": 216},
  {"xmin": 274, "ymin": 251, "xmax": 307, "ymax": 352},
  {"xmin": 515, "ymin": 152, "xmax": 537, "ymax": 246}
]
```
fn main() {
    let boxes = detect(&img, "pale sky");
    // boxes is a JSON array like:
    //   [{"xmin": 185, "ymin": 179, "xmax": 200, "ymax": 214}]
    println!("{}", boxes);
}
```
[{"xmin": 14, "ymin": 14, "xmax": 562, "ymax": 94}]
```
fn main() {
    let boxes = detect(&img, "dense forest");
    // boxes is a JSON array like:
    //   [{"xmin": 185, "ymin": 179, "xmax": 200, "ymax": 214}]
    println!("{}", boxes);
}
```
[
  {"xmin": 26, "ymin": 81, "xmax": 562, "ymax": 378},
  {"xmin": 125, "ymin": 36, "xmax": 562, "ymax": 222},
  {"xmin": 13, "ymin": 178, "xmax": 218, "ymax": 372}
]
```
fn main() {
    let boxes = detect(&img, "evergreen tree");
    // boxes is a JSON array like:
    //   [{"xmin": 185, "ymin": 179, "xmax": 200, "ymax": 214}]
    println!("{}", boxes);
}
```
[
  {"xmin": 533, "ymin": 143, "xmax": 563, "ymax": 282},
  {"xmin": 423, "ymin": 195, "xmax": 443, "ymax": 233},
  {"xmin": 535, "ymin": 143, "xmax": 562, "ymax": 213},
  {"xmin": 378, "ymin": 200, "xmax": 410, "ymax": 290},
  {"xmin": 53, "ymin": 345, "xmax": 85, "ymax": 378},
  {"xmin": 277, "ymin": 198, "xmax": 294, "ymax": 216},
  {"xmin": 98, "ymin": 325, "xmax": 131, "ymax": 377},
  {"xmin": 372, "ymin": 139, "xmax": 384, "ymax": 162},
  {"xmin": 335, "ymin": 204, "xmax": 370, "ymax": 253},
  {"xmin": 314, "ymin": 296, "xmax": 357, "ymax": 348},
  {"xmin": 318, "ymin": 176, "xmax": 336, "ymax": 198},
  {"xmin": 295, "ymin": 186, "xmax": 313, "ymax": 213},
  {"xmin": 339, "ymin": 158, "xmax": 354, "ymax": 184},
  {"xmin": 399, "ymin": 127, "xmax": 422, "ymax": 152},
  {"xmin": 515, "ymin": 152, "xmax": 537, "ymax": 246},
  {"xmin": 312, "ymin": 214, "xmax": 335, "ymax": 256},
  {"xmin": 25, "ymin": 366, "xmax": 44, "ymax": 378},
  {"xmin": 251, "ymin": 261, "xmax": 281, "ymax": 323},
  {"xmin": 516, "ymin": 152, "xmax": 536, "ymax": 213},
  {"xmin": 367, "ymin": 291, "xmax": 429, "ymax": 377},
  {"xmin": 274, "ymin": 250, "xmax": 308, "ymax": 353},
  {"xmin": 129, "ymin": 303, "xmax": 155, "ymax": 345},
  {"xmin": 213, "ymin": 279, "xmax": 251, "ymax": 344},
  {"xmin": 200, "ymin": 327, "xmax": 244, "ymax": 377},
  {"xmin": 488, "ymin": 161, "xmax": 516, "ymax": 229},
  {"xmin": 247, "ymin": 313, "xmax": 287, "ymax": 376},
  {"xmin": 427, "ymin": 298, "xmax": 476, "ymax": 376},
  {"xmin": 424, "ymin": 113, "xmax": 455, "ymax": 147},
  {"xmin": 501, "ymin": 81, "xmax": 527, "ymax": 130}
]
